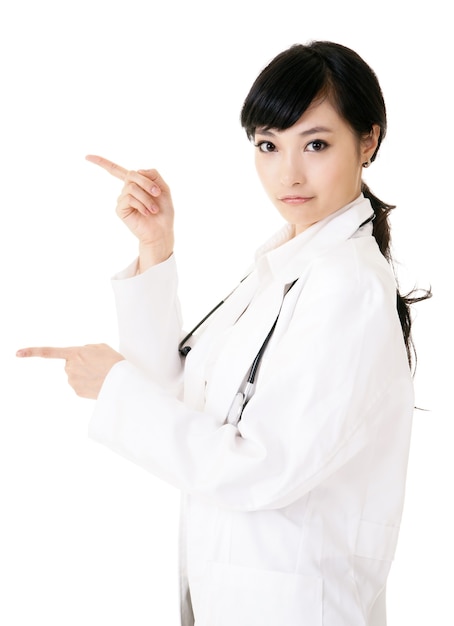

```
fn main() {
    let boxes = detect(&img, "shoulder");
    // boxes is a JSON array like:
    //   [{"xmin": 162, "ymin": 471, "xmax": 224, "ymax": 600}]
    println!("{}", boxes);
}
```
[
  {"xmin": 292, "ymin": 235, "xmax": 401, "ymax": 344},
  {"xmin": 285, "ymin": 237, "xmax": 409, "ymax": 380},
  {"xmin": 307, "ymin": 235, "xmax": 396, "ymax": 304}
]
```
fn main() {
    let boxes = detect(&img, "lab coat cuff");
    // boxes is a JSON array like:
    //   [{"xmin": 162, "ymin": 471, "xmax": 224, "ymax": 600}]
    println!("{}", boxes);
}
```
[{"xmin": 112, "ymin": 252, "xmax": 176, "ymax": 282}]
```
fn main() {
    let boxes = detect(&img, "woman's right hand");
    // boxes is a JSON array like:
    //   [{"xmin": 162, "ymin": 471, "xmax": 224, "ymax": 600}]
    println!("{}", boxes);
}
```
[{"xmin": 86, "ymin": 155, "xmax": 174, "ymax": 270}]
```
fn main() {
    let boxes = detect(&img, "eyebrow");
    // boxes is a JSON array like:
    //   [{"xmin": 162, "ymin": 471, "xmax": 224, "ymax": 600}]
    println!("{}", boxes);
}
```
[{"xmin": 255, "ymin": 126, "xmax": 333, "ymax": 137}]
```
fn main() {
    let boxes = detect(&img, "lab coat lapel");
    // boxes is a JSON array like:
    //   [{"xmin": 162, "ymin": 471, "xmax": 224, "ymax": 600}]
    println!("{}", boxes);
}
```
[{"xmin": 270, "ymin": 197, "xmax": 374, "ymax": 284}]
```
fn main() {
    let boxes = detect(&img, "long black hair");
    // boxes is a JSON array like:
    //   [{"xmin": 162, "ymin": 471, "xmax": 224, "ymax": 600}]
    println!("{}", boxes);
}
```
[{"xmin": 240, "ymin": 41, "xmax": 431, "ymax": 370}]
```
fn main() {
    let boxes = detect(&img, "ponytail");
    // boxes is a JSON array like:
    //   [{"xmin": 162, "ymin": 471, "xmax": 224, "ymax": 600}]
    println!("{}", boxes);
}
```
[{"xmin": 361, "ymin": 182, "xmax": 431, "ymax": 371}]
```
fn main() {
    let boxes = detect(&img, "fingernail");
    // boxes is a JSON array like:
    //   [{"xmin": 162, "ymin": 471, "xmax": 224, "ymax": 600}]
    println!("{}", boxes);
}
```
[
  {"xmin": 16, "ymin": 349, "xmax": 25, "ymax": 357},
  {"xmin": 151, "ymin": 185, "xmax": 160, "ymax": 196}
]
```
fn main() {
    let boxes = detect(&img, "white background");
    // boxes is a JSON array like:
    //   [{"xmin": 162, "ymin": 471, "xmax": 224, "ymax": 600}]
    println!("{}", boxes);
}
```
[{"xmin": 1, "ymin": 1, "xmax": 451, "ymax": 624}]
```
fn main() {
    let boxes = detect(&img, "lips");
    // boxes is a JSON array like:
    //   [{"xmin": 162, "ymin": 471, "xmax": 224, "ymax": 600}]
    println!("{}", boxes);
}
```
[{"xmin": 279, "ymin": 196, "xmax": 313, "ymax": 204}]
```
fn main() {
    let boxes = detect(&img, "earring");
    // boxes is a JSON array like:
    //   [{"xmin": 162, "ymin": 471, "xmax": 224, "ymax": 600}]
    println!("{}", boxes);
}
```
[{"xmin": 362, "ymin": 160, "xmax": 371, "ymax": 168}]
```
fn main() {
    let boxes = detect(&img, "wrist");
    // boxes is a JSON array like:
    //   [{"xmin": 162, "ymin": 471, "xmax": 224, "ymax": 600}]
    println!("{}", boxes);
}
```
[{"xmin": 138, "ymin": 241, "xmax": 174, "ymax": 273}]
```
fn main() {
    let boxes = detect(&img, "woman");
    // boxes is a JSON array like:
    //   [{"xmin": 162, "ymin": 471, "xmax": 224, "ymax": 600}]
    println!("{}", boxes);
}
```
[{"xmin": 17, "ymin": 41, "xmax": 429, "ymax": 625}]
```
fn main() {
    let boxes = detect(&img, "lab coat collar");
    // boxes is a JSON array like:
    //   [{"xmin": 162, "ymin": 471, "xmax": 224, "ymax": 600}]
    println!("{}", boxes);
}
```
[{"xmin": 255, "ymin": 194, "xmax": 374, "ymax": 283}]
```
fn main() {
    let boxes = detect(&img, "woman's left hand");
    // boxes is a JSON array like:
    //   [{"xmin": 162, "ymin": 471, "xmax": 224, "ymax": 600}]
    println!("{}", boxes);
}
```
[{"xmin": 16, "ymin": 344, "xmax": 124, "ymax": 399}]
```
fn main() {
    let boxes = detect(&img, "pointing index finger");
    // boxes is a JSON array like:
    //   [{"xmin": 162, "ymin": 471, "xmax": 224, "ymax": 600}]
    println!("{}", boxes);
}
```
[
  {"xmin": 16, "ymin": 347, "xmax": 76, "ymax": 360},
  {"xmin": 85, "ymin": 154, "xmax": 128, "ymax": 181}
]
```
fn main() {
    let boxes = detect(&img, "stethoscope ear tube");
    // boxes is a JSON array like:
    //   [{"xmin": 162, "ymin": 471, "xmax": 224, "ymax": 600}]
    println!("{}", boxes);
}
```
[
  {"xmin": 179, "ymin": 276, "xmax": 298, "ymax": 425},
  {"xmin": 226, "ymin": 278, "xmax": 298, "ymax": 425},
  {"xmin": 178, "ymin": 274, "xmax": 252, "ymax": 357},
  {"xmin": 178, "ymin": 300, "xmax": 225, "ymax": 357}
]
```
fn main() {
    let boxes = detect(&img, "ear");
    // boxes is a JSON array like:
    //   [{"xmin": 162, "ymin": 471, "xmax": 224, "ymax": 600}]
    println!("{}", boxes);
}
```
[{"xmin": 361, "ymin": 124, "xmax": 381, "ymax": 163}]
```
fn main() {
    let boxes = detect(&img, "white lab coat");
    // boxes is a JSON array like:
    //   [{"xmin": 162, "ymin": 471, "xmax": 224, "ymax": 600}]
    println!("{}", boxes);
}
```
[{"xmin": 89, "ymin": 195, "xmax": 414, "ymax": 626}]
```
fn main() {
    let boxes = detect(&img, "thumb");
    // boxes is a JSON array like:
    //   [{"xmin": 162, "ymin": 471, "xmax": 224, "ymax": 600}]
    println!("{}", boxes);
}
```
[{"xmin": 137, "ymin": 168, "xmax": 170, "ymax": 194}]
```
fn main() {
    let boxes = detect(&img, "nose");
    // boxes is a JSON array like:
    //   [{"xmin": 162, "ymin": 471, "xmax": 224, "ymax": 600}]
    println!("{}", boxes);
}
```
[{"xmin": 279, "ymin": 153, "xmax": 305, "ymax": 187}]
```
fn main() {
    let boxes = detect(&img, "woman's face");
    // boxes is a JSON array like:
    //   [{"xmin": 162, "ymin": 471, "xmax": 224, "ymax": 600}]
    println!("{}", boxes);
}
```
[{"xmin": 254, "ymin": 98, "xmax": 379, "ymax": 235}]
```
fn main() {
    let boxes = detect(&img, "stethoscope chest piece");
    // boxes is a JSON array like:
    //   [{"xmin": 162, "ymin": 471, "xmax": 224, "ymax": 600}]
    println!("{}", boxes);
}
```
[{"xmin": 226, "ymin": 392, "xmax": 246, "ymax": 425}]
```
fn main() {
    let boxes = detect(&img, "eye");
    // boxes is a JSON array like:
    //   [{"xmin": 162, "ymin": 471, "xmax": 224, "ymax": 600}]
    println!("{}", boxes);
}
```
[
  {"xmin": 306, "ymin": 140, "xmax": 328, "ymax": 152},
  {"xmin": 254, "ymin": 140, "xmax": 277, "ymax": 153}
]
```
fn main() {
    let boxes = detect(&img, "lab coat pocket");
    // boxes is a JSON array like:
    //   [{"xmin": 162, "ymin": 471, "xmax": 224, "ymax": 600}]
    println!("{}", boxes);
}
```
[
  {"xmin": 352, "ymin": 520, "xmax": 398, "ymax": 617},
  {"xmin": 204, "ymin": 562, "xmax": 323, "ymax": 626},
  {"xmin": 354, "ymin": 519, "xmax": 399, "ymax": 561}
]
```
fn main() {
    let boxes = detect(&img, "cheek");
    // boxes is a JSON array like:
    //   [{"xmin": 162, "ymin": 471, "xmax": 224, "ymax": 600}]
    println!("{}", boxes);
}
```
[
  {"xmin": 320, "ymin": 153, "xmax": 361, "ymax": 186},
  {"xmin": 255, "ymin": 158, "xmax": 274, "ymax": 189}
]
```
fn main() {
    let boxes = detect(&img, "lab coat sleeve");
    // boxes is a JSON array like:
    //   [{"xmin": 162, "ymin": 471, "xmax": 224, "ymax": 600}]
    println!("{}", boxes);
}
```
[
  {"xmin": 89, "ymin": 251, "xmax": 414, "ymax": 511},
  {"xmin": 110, "ymin": 253, "xmax": 183, "ymax": 388}
]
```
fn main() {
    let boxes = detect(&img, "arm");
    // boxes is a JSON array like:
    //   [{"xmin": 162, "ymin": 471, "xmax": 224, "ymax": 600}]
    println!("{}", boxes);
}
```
[
  {"xmin": 111, "ymin": 254, "xmax": 183, "ymax": 386},
  {"xmin": 85, "ymin": 156, "xmax": 182, "ymax": 384}
]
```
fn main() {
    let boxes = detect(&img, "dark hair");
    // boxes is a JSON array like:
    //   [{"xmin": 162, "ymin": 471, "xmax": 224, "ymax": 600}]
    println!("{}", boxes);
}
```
[{"xmin": 240, "ymin": 41, "xmax": 431, "ymax": 370}]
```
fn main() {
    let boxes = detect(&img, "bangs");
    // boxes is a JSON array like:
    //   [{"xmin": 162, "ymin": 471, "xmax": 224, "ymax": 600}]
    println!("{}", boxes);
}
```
[{"xmin": 240, "ymin": 46, "xmax": 331, "ymax": 139}]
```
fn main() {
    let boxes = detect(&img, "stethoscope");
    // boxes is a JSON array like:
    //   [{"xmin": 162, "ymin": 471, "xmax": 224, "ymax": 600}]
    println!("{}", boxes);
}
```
[
  {"xmin": 178, "ymin": 271, "xmax": 253, "ymax": 358},
  {"xmin": 177, "ymin": 212, "xmax": 375, "ymax": 424},
  {"xmin": 178, "ymin": 277, "xmax": 299, "ymax": 424}
]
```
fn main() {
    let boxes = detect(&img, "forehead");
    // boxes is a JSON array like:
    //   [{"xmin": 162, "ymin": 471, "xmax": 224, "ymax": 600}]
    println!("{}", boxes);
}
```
[{"xmin": 256, "ymin": 99, "xmax": 349, "ymax": 136}]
